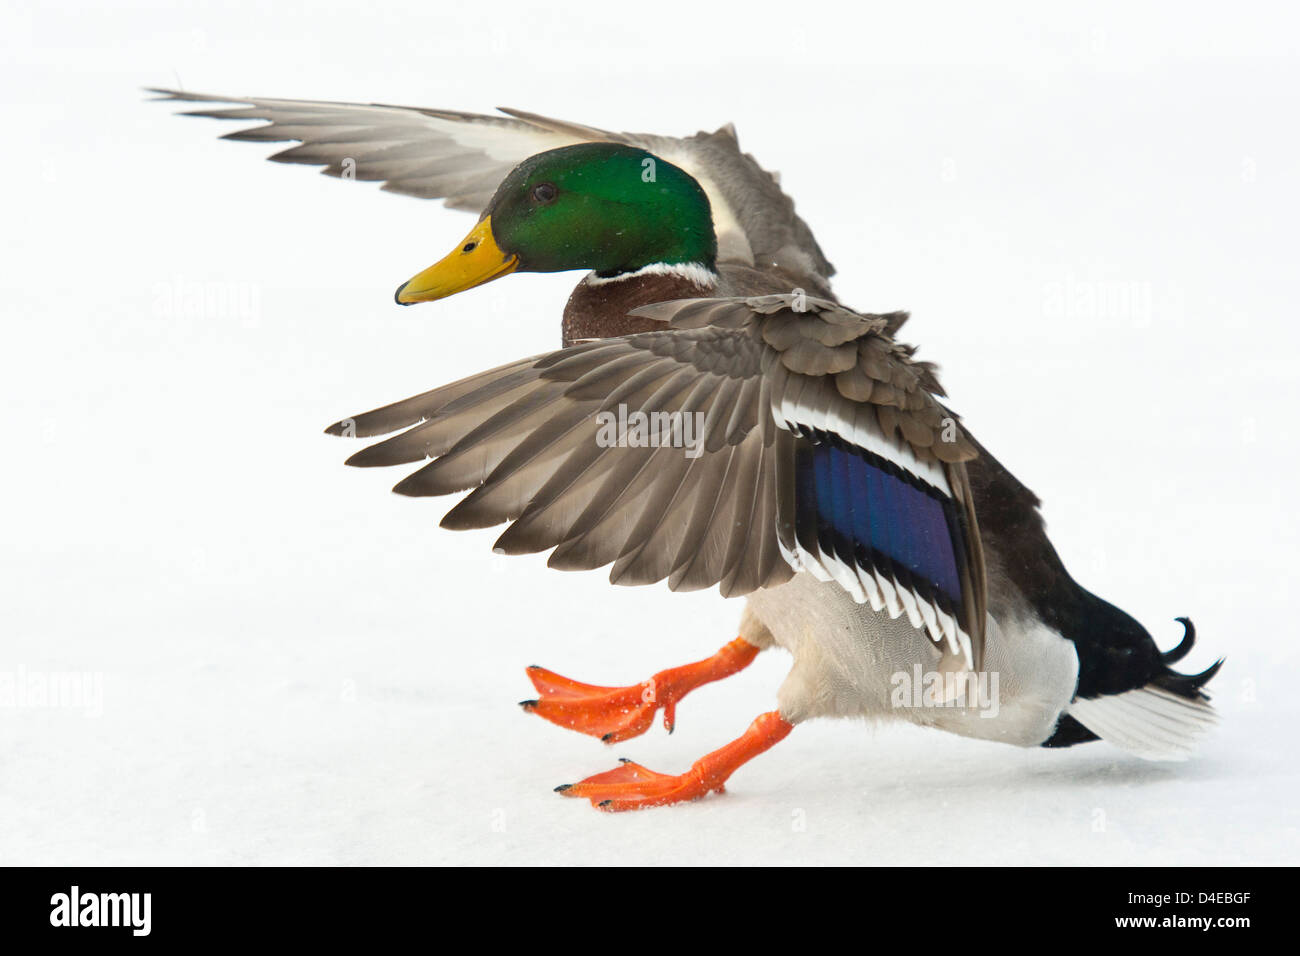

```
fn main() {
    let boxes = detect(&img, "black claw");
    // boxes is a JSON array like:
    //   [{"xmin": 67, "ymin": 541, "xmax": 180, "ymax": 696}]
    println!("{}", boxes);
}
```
[
  {"xmin": 618, "ymin": 757, "xmax": 632, "ymax": 764},
  {"xmin": 601, "ymin": 733, "xmax": 614, "ymax": 742},
  {"xmin": 598, "ymin": 800, "xmax": 613, "ymax": 807},
  {"xmin": 526, "ymin": 665, "xmax": 542, "ymax": 670},
  {"xmin": 519, "ymin": 699, "xmax": 538, "ymax": 710},
  {"xmin": 554, "ymin": 784, "xmax": 572, "ymax": 793}
]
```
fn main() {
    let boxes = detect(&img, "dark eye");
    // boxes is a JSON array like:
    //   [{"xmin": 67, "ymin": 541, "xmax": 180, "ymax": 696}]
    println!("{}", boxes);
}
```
[{"xmin": 531, "ymin": 182, "xmax": 558, "ymax": 203}]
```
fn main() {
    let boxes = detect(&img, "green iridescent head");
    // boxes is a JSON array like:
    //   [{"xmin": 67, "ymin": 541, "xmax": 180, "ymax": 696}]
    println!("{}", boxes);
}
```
[{"xmin": 395, "ymin": 143, "xmax": 717, "ymax": 304}]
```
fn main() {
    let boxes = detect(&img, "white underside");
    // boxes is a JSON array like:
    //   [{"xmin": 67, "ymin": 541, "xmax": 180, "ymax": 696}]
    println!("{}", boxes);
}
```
[
  {"xmin": 742, "ymin": 572, "xmax": 1219, "ymax": 759},
  {"xmin": 741, "ymin": 572, "xmax": 1080, "ymax": 748}
]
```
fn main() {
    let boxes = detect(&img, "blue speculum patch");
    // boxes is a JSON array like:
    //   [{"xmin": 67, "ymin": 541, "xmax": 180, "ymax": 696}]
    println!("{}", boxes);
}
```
[{"xmin": 797, "ymin": 438, "xmax": 963, "ymax": 605}]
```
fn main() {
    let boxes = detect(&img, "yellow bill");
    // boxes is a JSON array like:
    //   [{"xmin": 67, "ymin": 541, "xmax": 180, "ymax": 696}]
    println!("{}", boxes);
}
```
[{"xmin": 394, "ymin": 217, "xmax": 519, "ymax": 305}]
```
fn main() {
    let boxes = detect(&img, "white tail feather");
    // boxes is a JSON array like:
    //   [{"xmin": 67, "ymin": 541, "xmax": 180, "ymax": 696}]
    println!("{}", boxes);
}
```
[{"xmin": 1067, "ymin": 686, "xmax": 1219, "ymax": 761}]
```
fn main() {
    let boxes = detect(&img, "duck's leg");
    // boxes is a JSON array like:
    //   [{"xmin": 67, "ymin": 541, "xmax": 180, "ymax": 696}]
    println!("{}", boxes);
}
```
[
  {"xmin": 557, "ymin": 711, "xmax": 794, "ymax": 811},
  {"xmin": 520, "ymin": 637, "xmax": 760, "ymax": 743}
]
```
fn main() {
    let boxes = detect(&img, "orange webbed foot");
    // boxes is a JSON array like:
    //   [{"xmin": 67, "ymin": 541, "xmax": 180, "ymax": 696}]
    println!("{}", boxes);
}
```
[
  {"xmin": 520, "ymin": 668, "xmax": 661, "ymax": 743},
  {"xmin": 556, "ymin": 711, "xmax": 793, "ymax": 812},
  {"xmin": 556, "ymin": 758, "xmax": 712, "ymax": 811},
  {"xmin": 520, "ymin": 637, "xmax": 759, "ymax": 744}
]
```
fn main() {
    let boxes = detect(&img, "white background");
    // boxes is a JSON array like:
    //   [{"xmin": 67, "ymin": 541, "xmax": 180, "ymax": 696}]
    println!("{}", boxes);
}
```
[{"xmin": 2, "ymin": 1, "xmax": 1297, "ymax": 864}]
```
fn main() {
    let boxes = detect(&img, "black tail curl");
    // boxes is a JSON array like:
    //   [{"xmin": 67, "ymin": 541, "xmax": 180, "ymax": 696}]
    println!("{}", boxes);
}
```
[
  {"xmin": 1162, "ymin": 617, "xmax": 1197, "ymax": 663},
  {"xmin": 1153, "ymin": 617, "xmax": 1224, "ymax": 701}
]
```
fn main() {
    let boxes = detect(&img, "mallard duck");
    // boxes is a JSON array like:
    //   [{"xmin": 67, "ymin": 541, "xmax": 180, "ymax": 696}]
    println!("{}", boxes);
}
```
[{"xmin": 155, "ymin": 89, "xmax": 1221, "ymax": 811}]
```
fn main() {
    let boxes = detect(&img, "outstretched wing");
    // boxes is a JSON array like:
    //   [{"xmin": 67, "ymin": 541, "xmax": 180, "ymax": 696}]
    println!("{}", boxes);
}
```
[
  {"xmin": 326, "ymin": 294, "xmax": 986, "ymax": 669},
  {"xmin": 149, "ymin": 89, "xmax": 834, "ymax": 283}
]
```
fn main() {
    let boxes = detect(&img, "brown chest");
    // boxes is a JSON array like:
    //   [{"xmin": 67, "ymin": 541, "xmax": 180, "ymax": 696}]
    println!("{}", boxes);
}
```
[{"xmin": 560, "ymin": 271, "xmax": 715, "ymax": 346}]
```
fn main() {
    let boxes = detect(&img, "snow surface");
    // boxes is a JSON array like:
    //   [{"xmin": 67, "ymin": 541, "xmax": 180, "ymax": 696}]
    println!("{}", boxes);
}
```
[{"xmin": 2, "ymin": 1, "xmax": 1298, "ymax": 865}]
